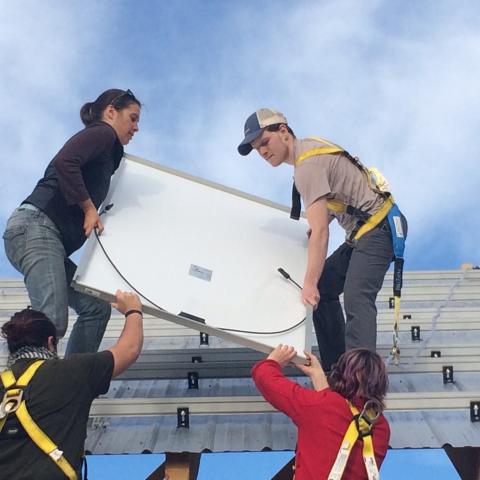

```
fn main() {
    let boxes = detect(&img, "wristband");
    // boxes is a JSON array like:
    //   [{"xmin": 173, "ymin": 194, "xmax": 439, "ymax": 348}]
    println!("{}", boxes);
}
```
[{"xmin": 125, "ymin": 309, "xmax": 143, "ymax": 318}]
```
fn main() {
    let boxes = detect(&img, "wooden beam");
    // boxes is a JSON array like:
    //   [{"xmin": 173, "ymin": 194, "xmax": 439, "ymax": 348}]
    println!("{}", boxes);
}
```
[
  {"xmin": 271, "ymin": 457, "xmax": 295, "ymax": 480},
  {"xmin": 443, "ymin": 446, "xmax": 480, "ymax": 480},
  {"xmin": 145, "ymin": 461, "xmax": 166, "ymax": 480},
  {"xmin": 163, "ymin": 452, "xmax": 201, "ymax": 480}
]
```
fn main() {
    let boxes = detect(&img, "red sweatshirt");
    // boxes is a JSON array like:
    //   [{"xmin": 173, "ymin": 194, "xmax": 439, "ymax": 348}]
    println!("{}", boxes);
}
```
[{"xmin": 252, "ymin": 359, "xmax": 390, "ymax": 480}]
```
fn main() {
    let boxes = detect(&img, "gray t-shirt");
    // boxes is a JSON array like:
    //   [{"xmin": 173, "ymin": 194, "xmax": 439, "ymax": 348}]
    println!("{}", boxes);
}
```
[{"xmin": 294, "ymin": 138, "xmax": 384, "ymax": 237}]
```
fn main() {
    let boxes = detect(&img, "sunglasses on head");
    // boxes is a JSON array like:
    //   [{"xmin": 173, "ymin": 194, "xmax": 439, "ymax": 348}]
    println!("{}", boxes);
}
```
[{"xmin": 110, "ymin": 89, "xmax": 137, "ymax": 107}]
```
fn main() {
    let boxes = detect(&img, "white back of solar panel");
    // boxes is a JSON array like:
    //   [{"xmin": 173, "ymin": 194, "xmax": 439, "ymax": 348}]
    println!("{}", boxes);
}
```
[{"xmin": 74, "ymin": 154, "xmax": 311, "ymax": 355}]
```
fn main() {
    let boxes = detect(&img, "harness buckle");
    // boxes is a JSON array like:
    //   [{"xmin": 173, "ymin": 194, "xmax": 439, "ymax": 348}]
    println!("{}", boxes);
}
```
[
  {"xmin": 389, "ymin": 346, "xmax": 400, "ymax": 366},
  {"xmin": 0, "ymin": 388, "xmax": 23, "ymax": 417},
  {"xmin": 355, "ymin": 400, "xmax": 380, "ymax": 438},
  {"xmin": 354, "ymin": 414, "xmax": 372, "ymax": 438},
  {"xmin": 390, "ymin": 333, "xmax": 401, "ymax": 365}
]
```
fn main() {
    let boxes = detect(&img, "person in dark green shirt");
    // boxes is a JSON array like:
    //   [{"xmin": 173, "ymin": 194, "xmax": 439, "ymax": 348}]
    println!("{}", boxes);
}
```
[{"xmin": 0, "ymin": 289, "xmax": 144, "ymax": 480}]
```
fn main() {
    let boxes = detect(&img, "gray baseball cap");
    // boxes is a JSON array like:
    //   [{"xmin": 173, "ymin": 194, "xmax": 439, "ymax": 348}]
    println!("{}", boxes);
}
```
[{"xmin": 238, "ymin": 108, "xmax": 287, "ymax": 156}]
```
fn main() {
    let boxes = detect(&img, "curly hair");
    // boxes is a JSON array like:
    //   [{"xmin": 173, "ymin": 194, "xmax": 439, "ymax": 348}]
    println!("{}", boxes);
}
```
[
  {"xmin": 328, "ymin": 348, "xmax": 388, "ymax": 412},
  {"xmin": 1, "ymin": 308, "xmax": 57, "ymax": 353}
]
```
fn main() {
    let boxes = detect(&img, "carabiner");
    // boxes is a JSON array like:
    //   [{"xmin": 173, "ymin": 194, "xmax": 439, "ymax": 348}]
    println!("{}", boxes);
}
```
[{"xmin": 0, "ymin": 388, "xmax": 23, "ymax": 418}]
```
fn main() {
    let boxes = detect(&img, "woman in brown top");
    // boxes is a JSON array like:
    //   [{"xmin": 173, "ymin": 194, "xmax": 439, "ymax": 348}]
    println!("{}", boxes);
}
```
[{"xmin": 3, "ymin": 89, "xmax": 141, "ymax": 355}]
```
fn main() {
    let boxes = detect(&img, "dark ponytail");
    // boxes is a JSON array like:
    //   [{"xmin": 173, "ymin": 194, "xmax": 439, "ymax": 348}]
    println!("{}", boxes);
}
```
[
  {"xmin": 1, "ymin": 308, "xmax": 57, "ymax": 354},
  {"xmin": 80, "ymin": 101, "xmax": 97, "ymax": 126},
  {"xmin": 80, "ymin": 88, "xmax": 141, "ymax": 126}
]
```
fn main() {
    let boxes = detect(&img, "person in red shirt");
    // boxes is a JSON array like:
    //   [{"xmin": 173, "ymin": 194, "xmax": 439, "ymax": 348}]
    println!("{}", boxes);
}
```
[{"xmin": 252, "ymin": 345, "xmax": 390, "ymax": 480}]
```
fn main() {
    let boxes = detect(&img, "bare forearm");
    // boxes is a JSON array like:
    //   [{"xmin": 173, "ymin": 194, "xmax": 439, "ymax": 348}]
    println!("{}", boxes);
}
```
[
  {"xmin": 301, "ymin": 197, "xmax": 330, "ymax": 306},
  {"xmin": 304, "ymin": 228, "xmax": 329, "ymax": 286},
  {"xmin": 80, "ymin": 198, "xmax": 104, "ymax": 236},
  {"xmin": 116, "ymin": 313, "xmax": 143, "ymax": 355},
  {"xmin": 79, "ymin": 198, "xmax": 96, "ymax": 213},
  {"xmin": 296, "ymin": 351, "xmax": 329, "ymax": 392},
  {"xmin": 310, "ymin": 373, "xmax": 329, "ymax": 391},
  {"xmin": 109, "ymin": 313, "xmax": 144, "ymax": 377}
]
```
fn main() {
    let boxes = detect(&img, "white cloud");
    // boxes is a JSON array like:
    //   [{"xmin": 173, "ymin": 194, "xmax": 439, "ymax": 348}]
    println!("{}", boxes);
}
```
[
  {"xmin": 1, "ymin": 0, "xmax": 479, "ymax": 276},
  {"xmin": 0, "ymin": 2, "xmax": 113, "ymax": 215},
  {"xmin": 151, "ymin": 0, "xmax": 480, "ymax": 264}
]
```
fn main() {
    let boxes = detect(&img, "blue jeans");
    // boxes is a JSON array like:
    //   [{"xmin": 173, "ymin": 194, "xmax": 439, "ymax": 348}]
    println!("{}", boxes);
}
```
[{"xmin": 3, "ymin": 205, "xmax": 111, "ymax": 356}]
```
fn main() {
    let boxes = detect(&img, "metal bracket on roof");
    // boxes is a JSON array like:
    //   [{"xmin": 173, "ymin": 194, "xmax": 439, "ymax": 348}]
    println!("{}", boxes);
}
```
[
  {"xmin": 388, "ymin": 297, "xmax": 395, "ymax": 309},
  {"xmin": 192, "ymin": 356, "xmax": 202, "ymax": 364},
  {"xmin": 188, "ymin": 371, "xmax": 199, "ymax": 389},
  {"xmin": 443, "ymin": 366, "xmax": 454, "ymax": 384},
  {"xmin": 430, "ymin": 350, "xmax": 441, "ymax": 358},
  {"xmin": 470, "ymin": 402, "xmax": 480, "ymax": 422},
  {"xmin": 403, "ymin": 314, "xmax": 411, "ymax": 320},
  {"xmin": 200, "ymin": 332, "xmax": 209, "ymax": 346},
  {"xmin": 411, "ymin": 326, "xmax": 421, "ymax": 341},
  {"xmin": 177, "ymin": 407, "xmax": 190, "ymax": 428}
]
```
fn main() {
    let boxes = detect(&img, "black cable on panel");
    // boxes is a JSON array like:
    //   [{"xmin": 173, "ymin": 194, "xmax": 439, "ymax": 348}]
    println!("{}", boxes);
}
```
[{"xmin": 93, "ymin": 225, "xmax": 305, "ymax": 335}]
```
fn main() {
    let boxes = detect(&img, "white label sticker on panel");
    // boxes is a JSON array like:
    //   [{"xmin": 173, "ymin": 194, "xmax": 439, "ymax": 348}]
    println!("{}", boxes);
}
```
[{"xmin": 189, "ymin": 264, "xmax": 213, "ymax": 282}]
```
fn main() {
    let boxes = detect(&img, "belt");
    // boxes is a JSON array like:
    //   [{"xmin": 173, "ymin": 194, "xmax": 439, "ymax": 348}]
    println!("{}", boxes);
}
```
[
  {"xmin": 19, "ymin": 203, "xmax": 39, "ymax": 212},
  {"xmin": 352, "ymin": 196, "xmax": 394, "ymax": 241}
]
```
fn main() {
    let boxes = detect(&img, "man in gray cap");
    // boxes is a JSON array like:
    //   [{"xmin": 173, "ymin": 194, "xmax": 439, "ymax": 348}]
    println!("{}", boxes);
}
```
[{"xmin": 238, "ymin": 108, "xmax": 407, "ymax": 370}]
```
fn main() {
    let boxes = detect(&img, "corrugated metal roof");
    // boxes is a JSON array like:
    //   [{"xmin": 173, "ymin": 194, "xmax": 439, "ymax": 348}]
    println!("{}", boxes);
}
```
[
  {"xmin": 1, "ymin": 269, "xmax": 480, "ymax": 453},
  {"xmin": 84, "ymin": 410, "xmax": 480, "ymax": 454}
]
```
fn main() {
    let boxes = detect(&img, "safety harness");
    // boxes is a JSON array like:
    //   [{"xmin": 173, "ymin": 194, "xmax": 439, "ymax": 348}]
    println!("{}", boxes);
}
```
[
  {"xmin": 328, "ymin": 400, "xmax": 381, "ymax": 480},
  {"xmin": 290, "ymin": 137, "xmax": 406, "ymax": 362},
  {"xmin": 0, "ymin": 360, "xmax": 78, "ymax": 480},
  {"xmin": 290, "ymin": 136, "xmax": 393, "ymax": 240}
]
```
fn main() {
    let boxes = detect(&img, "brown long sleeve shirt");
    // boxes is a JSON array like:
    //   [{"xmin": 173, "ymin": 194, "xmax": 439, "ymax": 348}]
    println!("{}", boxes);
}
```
[{"xmin": 24, "ymin": 121, "xmax": 123, "ymax": 255}]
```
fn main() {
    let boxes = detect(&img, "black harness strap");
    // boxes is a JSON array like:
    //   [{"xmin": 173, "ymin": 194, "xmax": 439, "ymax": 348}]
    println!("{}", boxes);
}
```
[{"xmin": 290, "ymin": 183, "xmax": 302, "ymax": 220}]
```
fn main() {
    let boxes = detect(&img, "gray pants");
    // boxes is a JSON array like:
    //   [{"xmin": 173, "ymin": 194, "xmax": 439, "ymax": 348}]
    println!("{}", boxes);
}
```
[
  {"xmin": 314, "ymin": 217, "xmax": 406, "ymax": 371},
  {"xmin": 3, "ymin": 205, "xmax": 111, "ymax": 356}
]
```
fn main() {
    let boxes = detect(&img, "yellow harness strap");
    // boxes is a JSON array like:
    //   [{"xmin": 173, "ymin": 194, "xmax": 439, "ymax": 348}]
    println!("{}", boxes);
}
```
[
  {"xmin": 390, "ymin": 294, "xmax": 402, "ymax": 364},
  {"xmin": 295, "ymin": 138, "xmax": 393, "ymax": 241},
  {"xmin": 352, "ymin": 196, "xmax": 394, "ymax": 241},
  {"xmin": 295, "ymin": 140, "xmax": 351, "ymax": 217},
  {"xmin": 0, "ymin": 362, "xmax": 44, "ymax": 432},
  {"xmin": 0, "ymin": 361, "xmax": 78, "ymax": 480},
  {"xmin": 296, "ymin": 145, "xmax": 345, "ymax": 162},
  {"xmin": 328, "ymin": 402, "xmax": 380, "ymax": 480},
  {"xmin": 295, "ymin": 136, "xmax": 345, "ymax": 164}
]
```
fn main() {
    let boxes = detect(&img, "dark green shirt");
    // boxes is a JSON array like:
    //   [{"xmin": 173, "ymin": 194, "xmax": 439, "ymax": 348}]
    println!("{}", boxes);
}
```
[{"xmin": 0, "ymin": 351, "xmax": 114, "ymax": 480}]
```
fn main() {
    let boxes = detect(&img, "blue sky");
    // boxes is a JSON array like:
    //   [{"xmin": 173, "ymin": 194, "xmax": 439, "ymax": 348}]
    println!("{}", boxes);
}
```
[
  {"xmin": 1, "ymin": 1, "xmax": 477, "ymax": 477},
  {"xmin": 1, "ymin": 0, "xmax": 480, "ymax": 278}
]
